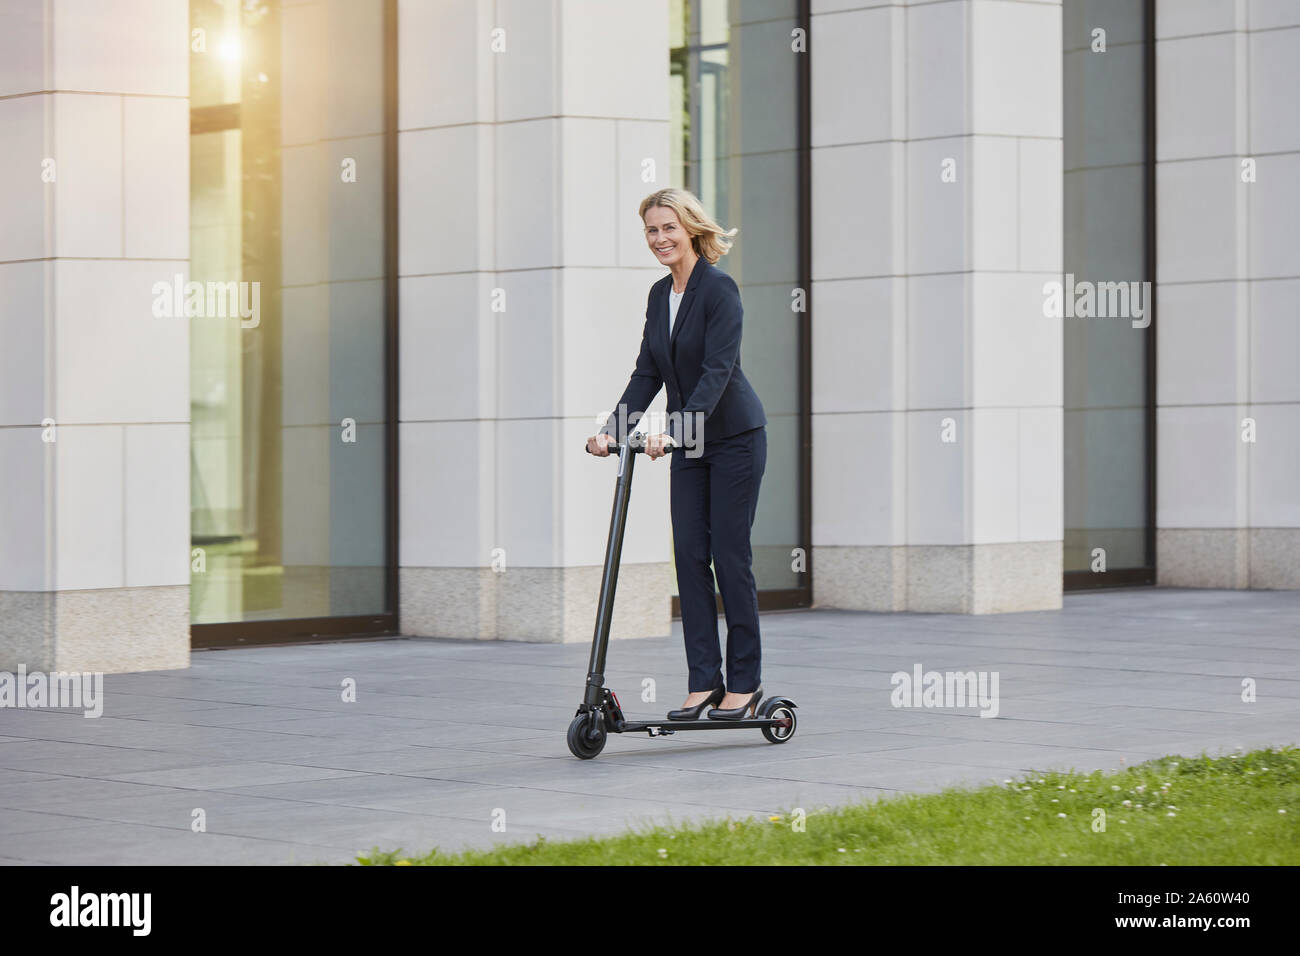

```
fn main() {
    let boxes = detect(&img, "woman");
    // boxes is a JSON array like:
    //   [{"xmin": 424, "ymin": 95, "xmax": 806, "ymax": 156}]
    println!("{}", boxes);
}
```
[{"xmin": 586, "ymin": 188, "xmax": 768, "ymax": 721}]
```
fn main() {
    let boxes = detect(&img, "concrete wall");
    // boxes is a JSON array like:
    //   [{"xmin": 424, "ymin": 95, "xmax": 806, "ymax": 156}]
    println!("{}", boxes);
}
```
[
  {"xmin": 0, "ymin": 0, "xmax": 190, "ymax": 672},
  {"xmin": 2, "ymin": 0, "xmax": 1289, "ymax": 676}
]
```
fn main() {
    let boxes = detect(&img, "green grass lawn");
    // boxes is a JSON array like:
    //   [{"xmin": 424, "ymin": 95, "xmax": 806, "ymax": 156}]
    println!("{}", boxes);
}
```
[{"xmin": 354, "ymin": 746, "xmax": 1299, "ymax": 866}]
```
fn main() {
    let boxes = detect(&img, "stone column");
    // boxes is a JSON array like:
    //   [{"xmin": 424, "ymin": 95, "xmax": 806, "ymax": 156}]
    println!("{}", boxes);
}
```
[
  {"xmin": 1154, "ymin": 0, "xmax": 1300, "ymax": 589},
  {"xmin": 397, "ymin": 0, "xmax": 675, "ymax": 641},
  {"xmin": 0, "ymin": 0, "xmax": 191, "ymax": 672},
  {"xmin": 810, "ymin": 0, "xmax": 1064, "ymax": 613}
]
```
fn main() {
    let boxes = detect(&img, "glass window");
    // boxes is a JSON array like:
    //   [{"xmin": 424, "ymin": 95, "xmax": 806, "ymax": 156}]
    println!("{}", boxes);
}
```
[
  {"xmin": 669, "ymin": 0, "xmax": 806, "ymax": 603},
  {"xmin": 189, "ymin": 0, "xmax": 391, "ymax": 629},
  {"xmin": 1062, "ymin": 0, "xmax": 1153, "ymax": 582}
]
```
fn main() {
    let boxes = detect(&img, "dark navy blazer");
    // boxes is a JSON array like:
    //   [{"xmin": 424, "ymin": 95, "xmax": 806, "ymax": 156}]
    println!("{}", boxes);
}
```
[{"xmin": 600, "ymin": 254, "xmax": 767, "ymax": 451}]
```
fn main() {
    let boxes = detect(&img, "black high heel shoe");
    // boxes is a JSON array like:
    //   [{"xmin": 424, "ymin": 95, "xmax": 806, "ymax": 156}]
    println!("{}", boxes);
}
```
[
  {"xmin": 707, "ymin": 687, "xmax": 763, "ymax": 720},
  {"xmin": 667, "ymin": 686, "xmax": 725, "ymax": 721}
]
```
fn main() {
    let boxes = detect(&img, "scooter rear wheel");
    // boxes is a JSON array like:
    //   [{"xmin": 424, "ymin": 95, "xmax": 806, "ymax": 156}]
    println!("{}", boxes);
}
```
[{"xmin": 567, "ymin": 712, "xmax": 607, "ymax": 759}]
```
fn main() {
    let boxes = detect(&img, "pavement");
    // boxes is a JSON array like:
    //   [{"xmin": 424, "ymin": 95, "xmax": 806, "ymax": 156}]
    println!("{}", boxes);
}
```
[{"xmin": 1, "ymin": 587, "xmax": 1297, "ymax": 865}]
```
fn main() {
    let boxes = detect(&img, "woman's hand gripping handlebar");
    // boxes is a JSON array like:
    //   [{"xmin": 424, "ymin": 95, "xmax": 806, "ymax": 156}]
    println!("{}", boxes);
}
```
[{"xmin": 584, "ymin": 432, "xmax": 678, "ymax": 461}]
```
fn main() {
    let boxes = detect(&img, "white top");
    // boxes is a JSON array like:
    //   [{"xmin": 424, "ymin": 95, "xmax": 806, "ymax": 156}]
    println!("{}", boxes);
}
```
[
  {"xmin": 668, "ymin": 287, "xmax": 684, "ymax": 336},
  {"xmin": 632, "ymin": 286, "xmax": 685, "ymax": 441}
]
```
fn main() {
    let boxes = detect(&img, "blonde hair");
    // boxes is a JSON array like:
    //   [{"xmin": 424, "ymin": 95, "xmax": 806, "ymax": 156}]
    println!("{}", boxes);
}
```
[{"xmin": 639, "ymin": 188, "xmax": 738, "ymax": 264}]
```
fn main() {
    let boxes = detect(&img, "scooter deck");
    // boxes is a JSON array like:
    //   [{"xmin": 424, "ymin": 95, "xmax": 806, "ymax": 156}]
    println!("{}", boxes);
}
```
[{"xmin": 616, "ymin": 717, "xmax": 783, "ymax": 734}]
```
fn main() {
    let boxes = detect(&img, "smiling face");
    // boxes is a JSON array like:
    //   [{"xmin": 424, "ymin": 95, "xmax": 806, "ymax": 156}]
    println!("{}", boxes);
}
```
[{"xmin": 643, "ymin": 205, "xmax": 694, "ymax": 270}]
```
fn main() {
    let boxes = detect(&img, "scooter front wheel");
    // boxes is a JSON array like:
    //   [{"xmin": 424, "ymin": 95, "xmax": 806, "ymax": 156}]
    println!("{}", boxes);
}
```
[{"xmin": 567, "ymin": 712, "xmax": 607, "ymax": 759}]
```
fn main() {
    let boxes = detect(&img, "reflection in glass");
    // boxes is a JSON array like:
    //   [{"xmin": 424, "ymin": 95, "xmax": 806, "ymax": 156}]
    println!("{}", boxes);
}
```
[{"xmin": 189, "ymin": 0, "xmax": 389, "ymax": 625}]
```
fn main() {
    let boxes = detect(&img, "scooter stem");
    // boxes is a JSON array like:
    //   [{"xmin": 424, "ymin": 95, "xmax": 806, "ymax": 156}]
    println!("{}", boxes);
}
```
[{"xmin": 585, "ymin": 440, "xmax": 637, "ymax": 706}]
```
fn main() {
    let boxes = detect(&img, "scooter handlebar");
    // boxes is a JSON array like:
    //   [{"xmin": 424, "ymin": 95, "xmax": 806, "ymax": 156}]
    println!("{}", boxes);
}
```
[{"xmin": 584, "ymin": 435, "xmax": 677, "ymax": 456}]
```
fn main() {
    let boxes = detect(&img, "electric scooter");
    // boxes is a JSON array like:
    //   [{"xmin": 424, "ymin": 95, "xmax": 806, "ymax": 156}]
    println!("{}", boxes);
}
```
[{"xmin": 567, "ymin": 433, "xmax": 798, "ymax": 759}]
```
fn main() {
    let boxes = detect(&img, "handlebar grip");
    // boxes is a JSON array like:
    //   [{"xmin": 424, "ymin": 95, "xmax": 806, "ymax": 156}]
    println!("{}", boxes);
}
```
[{"xmin": 584, "ymin": 435, "xmax": 678, "ymax": 456}]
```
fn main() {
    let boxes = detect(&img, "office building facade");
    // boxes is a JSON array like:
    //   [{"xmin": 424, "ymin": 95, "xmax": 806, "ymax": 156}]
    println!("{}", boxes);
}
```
[{"xmin": 1, "ymin": 0, "xmax": 1296, "ymax": 673}]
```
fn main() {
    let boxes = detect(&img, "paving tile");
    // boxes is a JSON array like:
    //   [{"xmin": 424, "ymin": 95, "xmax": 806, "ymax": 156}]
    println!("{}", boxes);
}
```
[
  {"xmin": 0, "ymin": 808, "xmax": 107, "ymax": 836},
  {"xmin": 851, "ymin": 740, "xmax": 1168, "ymax": 773},
  {"xmin": 207, "ymin": 799, "xmax": 748, "ymax": 857},
  {"xmin": 0, "ymin": 779, "xmax": 194, "ymax": 813},
  {"xmin": 11, "ymin": 789, "xmax": 324, "ymax": 831},
  {"xmin": 268, "ymin": 745, "xmax": 545, "ymax": 775},
  {"xmin": 0, "ymin": 822, "xmax": 352, "ymax": 866},
  {"xmin": 0, "ymin": 743, "xmax": 247, "ymax": 778},
  {"xmin": 0, "ymin": 770, "xmax": 64, "ymax": 790},
  {"xmin": 103, "ymin": 762, "xmax": 366, "ymax": 789},
  {"xmin": 217, "ymin": 773, "xmax": 500, "ymax": 813}
]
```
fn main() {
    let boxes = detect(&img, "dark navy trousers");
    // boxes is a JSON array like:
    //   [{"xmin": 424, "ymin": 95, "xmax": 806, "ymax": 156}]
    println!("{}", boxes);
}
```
[{"xmin": 670, "ymin": 425, "xmax": 767, "ymax": 694}]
